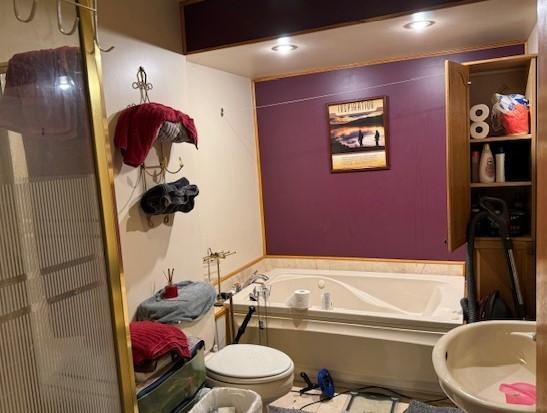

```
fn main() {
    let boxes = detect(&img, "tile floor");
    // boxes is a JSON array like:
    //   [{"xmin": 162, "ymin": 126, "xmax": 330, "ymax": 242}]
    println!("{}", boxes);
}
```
[{"xmin": 270, "ymin": 387, "xmax": 410, "ymax": 413}]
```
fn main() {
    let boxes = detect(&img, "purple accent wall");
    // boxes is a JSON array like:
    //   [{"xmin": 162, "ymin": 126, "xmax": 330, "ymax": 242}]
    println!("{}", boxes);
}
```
[{"xmin": 255, "ymin": 45, "xmax": 524, "ymax": 260}]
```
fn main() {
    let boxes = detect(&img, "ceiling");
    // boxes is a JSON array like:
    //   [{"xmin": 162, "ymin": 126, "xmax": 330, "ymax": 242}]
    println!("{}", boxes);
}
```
[{"xmin": 186, "ymin": 0, "xmax": 537, "ymax": 80}]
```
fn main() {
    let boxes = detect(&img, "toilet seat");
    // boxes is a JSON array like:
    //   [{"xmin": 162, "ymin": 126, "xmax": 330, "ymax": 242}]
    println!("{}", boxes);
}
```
[{"xmin": 205, "ymin": 344, "xmax": 294, "ymax": 384}]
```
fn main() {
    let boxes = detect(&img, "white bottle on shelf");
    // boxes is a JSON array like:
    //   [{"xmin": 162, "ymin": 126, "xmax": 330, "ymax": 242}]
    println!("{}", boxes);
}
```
[
  {"xmin": 479, "ymin": 144, "xmax": 495, "ymax": 183},
  {"xmin": 495, "ymin": 147, "xmax": 506, "ymax": 183}
]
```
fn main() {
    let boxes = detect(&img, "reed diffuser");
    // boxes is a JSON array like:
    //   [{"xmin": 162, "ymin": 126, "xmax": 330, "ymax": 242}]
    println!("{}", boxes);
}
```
[{"xmin": 163, "ymin": 268, "xmax": 178, "ymax": 299}]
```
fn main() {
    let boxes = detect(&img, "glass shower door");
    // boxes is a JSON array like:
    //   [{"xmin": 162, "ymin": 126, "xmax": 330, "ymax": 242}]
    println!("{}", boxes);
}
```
[{"xmin": 0, "ymin": 2, "xmax": 129, "ymax": 412}]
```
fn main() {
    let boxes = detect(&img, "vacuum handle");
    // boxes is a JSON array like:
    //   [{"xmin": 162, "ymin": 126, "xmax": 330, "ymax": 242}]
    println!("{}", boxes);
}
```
[
  {"xmin": 479, "ymin": 196, "xmax": 509, "ymax": 222},
  {"xmin": 233, "ymin": 306, "xmax": 255, "ymax": 344}
]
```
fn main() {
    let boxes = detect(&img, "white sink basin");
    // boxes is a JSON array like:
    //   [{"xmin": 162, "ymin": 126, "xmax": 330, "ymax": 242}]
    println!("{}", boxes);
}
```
[{"xmin": 432, "ymin": 320, "xmax": 536, "ymax": 413}]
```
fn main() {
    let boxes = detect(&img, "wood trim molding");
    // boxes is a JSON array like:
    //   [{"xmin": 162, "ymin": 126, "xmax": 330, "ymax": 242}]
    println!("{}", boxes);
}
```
[
  {"xmin": 251, "ymin": 81, "xmax": 267, "ymax": 255},
  {"xmin": 214, "ymin": 306, "xmax": 227, "ymax": 319},
  {"xmin": 265, "ymin": 254, "xmax": 465, "ymax": 266},
  {"xmin": 78, "ymin": 2, "xmax": 137, "ymax": 411},
  {"xmin": 210, "ymin": 256, "xmax": 264, "ymax": 286},
  {"xmin": 254, "ymin": 40, "xmax": 525, "ymax": 82},
  {"xmin": 536, "ymin": 0, "xmax": 547, "ymax": 411},
  {"xmin": 265, "ymin": 254, "xmax": 466, "ymax": 276}
]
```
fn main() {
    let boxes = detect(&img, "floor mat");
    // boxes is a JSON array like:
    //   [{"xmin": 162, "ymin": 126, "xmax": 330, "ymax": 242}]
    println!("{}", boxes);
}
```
[
  {"xmin": 268, "ymin": 407, "xmax": 303, "ymax": 413},
  {"xmin": 344, "ymin": 393, "xmax": 398, "ymax": 413},
  {"xmin": 406, "ymin": 400, "xmax": 463, "ymax": 413}
]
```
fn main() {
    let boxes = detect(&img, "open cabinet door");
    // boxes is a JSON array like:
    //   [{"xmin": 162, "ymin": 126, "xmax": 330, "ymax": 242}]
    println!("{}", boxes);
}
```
[{"xmin": 445, "ymin": 61, "xmax": 470, "ymax": 252}]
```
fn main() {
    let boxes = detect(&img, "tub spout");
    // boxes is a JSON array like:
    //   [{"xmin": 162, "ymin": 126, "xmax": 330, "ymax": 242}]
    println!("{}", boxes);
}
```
[{"xmin": 243, "ymin": 271, "xmax": 270, "ymax": 288}]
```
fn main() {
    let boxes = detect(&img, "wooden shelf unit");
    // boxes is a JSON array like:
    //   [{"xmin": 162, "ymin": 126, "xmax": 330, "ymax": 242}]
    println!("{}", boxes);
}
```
[
  {"xmin": 445, "ymin": 54, "xmax": 537, "ymax": 318},
  {"xmin": 469, "ymin": 134, "xmax": 532, "ymax": 143},
  {"xmin": 470, "ymin": 181, "xmax": 532, "ymax": 188}
]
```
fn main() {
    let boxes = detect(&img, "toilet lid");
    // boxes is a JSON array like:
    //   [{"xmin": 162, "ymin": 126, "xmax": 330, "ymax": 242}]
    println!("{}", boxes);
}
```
[{"xmin": 206, "ymin": 344, "xmax": 293, "ymax": 379}]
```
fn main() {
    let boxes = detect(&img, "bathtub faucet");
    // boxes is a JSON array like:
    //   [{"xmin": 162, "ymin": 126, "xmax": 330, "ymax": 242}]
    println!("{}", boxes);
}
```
[
  {"xmin": 244, "ymin": 271, "xmax": 269, "ymax": 288},
  {"xmin": 250, "ymin": 284, "xmax": 271, "ymax": 302}
]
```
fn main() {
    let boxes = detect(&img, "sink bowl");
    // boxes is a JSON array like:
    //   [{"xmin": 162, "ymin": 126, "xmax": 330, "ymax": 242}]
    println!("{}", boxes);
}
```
[{"xmin": 432, "ymin": 320, "xmax": 536, "ymax": 413}]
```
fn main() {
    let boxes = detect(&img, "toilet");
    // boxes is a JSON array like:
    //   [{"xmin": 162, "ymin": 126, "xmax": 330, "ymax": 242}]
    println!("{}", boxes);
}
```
[{"xmin": 178, "ymin": 307, "xmax": 294, "ymax": 405}]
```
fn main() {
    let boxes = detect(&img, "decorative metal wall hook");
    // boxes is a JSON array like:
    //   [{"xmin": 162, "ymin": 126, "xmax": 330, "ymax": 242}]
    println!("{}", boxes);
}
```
[
  {"xmin": 141, "ymin": 156, "xmax": 184, "ymax": 179},
  {"xmin": 57, "ymin": 0, "xmax": 79, "ymax": 35},
  {"xmin": 132, "ymin": 66, "xmax": 153, "ymax": 104},
  {"xmin": 13, "ymin": 0, "xmax": 37, "ymax": 22}
]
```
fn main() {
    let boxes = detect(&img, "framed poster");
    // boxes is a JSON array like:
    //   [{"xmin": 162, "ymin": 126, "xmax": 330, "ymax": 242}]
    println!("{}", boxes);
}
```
[{"xmin": 327, "ymin": 96, "xmax": 390, "ymax": 172}]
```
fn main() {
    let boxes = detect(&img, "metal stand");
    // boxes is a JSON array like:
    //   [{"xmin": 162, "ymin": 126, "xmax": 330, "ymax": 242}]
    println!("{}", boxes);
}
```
[{"xmin": 202, "ymin": 249, "xmax": 236, "ymax": 306}]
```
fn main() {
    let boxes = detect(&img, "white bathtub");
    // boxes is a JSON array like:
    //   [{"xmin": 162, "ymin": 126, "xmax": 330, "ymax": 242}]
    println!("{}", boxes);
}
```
[{"xmin": 231, "ymin": 268, "xmax": 464, "ymax": 395}]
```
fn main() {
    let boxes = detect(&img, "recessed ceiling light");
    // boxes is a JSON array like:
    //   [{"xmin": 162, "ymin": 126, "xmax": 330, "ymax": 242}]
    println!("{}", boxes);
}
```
[
  {"xmin": 404, "ymin": 20, "xmax": 435, "ymax": 31},
  {"xmin": 271, "ymin": 44, "xmax": 298, "ymax": 54}
]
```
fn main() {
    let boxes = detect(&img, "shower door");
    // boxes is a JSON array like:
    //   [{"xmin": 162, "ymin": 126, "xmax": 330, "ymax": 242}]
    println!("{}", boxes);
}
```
[{"xmin": 0, "ymin": 1, "xmax": 134, "ymax": 412}]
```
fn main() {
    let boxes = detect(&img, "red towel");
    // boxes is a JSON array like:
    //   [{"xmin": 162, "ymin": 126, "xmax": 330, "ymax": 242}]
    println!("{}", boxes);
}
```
[
  {"xmin": 114, "ymin": 102, "xmax": 198, "ymax": 167},
  {"xmin": 129, "ymin": 321, "xmax": 191, "ymax": 367}
]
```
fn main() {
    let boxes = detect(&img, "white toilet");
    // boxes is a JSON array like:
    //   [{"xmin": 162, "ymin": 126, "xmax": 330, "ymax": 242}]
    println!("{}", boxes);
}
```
[{"xmin": 179, "ymin": 307, "xmax": 294, "ymax": 406}]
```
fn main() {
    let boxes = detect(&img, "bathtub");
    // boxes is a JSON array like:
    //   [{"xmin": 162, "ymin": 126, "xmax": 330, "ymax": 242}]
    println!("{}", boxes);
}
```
[{"xmin": 231, "ymin": 268, "xmax": 464, "ymax": 395}]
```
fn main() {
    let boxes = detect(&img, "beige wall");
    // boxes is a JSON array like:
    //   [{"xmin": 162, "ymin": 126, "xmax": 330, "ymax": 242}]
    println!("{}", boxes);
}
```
[
  {"xmin": 527, "ymin": 23, "xmax": 538, "ymax": 53},
  {"xmin": 98, "ymin": 0, "xmax": 263, "ymax": 317},
  {"xmin": 0, "ymin": 1, "xmax": 79, "ymax": 62}
]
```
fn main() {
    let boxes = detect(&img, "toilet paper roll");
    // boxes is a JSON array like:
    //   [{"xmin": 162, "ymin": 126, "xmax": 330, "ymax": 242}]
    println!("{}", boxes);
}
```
[
  {"xmin": 470, "ymin": 104, "xmax": 490, "ymax": 122},
  {"xmin": 290, "ymin": 289, "xmax": 311, "ymax": 309},
  {"xmin": 470, "ymin": 121, "xmax": 489, "ymax": 140}
]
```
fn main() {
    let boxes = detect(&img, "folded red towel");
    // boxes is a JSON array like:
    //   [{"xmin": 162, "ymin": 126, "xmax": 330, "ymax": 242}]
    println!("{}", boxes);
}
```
[
  {"xmin": 114, "ymin": 102, "xmax": 198, "ymax": 167},
  {"xmin": 129, "ymin": 321, "xmax": 191, "ymax": 367}
]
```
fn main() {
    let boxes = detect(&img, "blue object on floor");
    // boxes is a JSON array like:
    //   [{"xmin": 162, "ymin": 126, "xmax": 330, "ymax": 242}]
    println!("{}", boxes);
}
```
[{"xmin": 317, "ymin": 369, "xmax": 335, "ymax": 399}]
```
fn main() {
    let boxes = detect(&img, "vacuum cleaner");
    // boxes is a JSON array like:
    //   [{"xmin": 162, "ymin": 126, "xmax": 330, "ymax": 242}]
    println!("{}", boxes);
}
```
[{"xmin": 461, "ymin": 196, "xmax": 526, "ymax": 323}]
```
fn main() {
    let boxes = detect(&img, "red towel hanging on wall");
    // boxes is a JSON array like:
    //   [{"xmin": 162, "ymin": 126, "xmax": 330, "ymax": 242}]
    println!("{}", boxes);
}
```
[{"xmin": 114, "ymin": 102, "xmax": 198, "ymax": 167}]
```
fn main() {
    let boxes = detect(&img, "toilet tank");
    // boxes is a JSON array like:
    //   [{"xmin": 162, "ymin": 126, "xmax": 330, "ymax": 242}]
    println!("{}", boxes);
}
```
[{"xmin": 176, "ymin": 306, "xmax": 216, "ymax": 353}]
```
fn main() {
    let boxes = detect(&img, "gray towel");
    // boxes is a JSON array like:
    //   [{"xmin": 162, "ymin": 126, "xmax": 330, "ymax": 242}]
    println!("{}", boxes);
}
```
[
  {"xmin": 407, "ymin": 401, "xmax": 463, "ymax": 413},
  {"xmin": 136, "ymin": 281, "xmax": 216, "ymax": 323},
  {"xmin": 156, "ymin": 121, "xmax": 191, "ymax": 144},
  {"xmin": 140, "ymin": 176, "xmax": 199, "ymax": 215}
]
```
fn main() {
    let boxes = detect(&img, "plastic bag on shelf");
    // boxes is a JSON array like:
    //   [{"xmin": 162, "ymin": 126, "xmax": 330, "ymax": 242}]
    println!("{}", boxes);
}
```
[{"xmin": 490, "ymin": 93, "xmax": 530, "ymax": 135}]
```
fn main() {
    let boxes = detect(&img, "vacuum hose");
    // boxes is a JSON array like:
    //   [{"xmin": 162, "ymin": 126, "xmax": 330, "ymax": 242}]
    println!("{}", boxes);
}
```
[
  {"xmin": 464, "ymin": 210, "xmax": 487, "ymax": 323},
  {"xmin": 464, "ymin": 197, "xmax": 526, "ymax": 323}
]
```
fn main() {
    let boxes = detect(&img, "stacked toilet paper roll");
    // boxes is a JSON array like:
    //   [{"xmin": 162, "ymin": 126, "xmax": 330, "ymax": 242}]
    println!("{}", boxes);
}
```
[
  {"xmin": 470, "ymin": 104, "xmax": 490, "ymax": 139},
  {"xmin": 290, "ymin": 289, "xmax": 311, "ymax": 309}
]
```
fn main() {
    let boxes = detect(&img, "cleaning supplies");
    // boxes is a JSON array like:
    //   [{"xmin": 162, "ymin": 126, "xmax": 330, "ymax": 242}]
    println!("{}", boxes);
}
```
[
  {"xmin": 479, "ymin": 144, "xmax": 495, "ymax": 183},
  {"xmin": 321, "ymin": 292, "xmax": 332, "ymax": 310},
  {"xmin": 471, "ymin": 151, "xmax": 480, "ymax": 183},
  {"xmin": 495, "ymin": 146, "xmax": 506, "ymax": 183}
]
